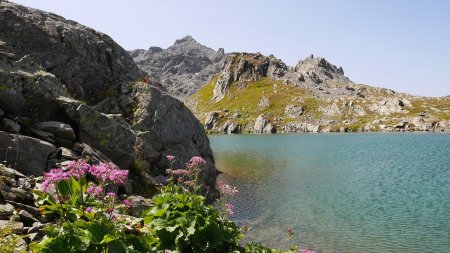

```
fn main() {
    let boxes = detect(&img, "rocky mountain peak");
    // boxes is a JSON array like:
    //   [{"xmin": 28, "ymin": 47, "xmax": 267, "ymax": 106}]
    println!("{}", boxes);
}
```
[
  {"xmin": 174, "ymin": 35, "xmax": 198, "ymax": 45},
  {"xmin": 212, "ymin": 53, "xmax": 289, "ymax": 101},
  {"xmin": 129, "ymin": 36, "xmax": 227, "ymax": 97},
  {"xmin": 295, "ymin": 55, "xmax": 349, "ymax": 84}
]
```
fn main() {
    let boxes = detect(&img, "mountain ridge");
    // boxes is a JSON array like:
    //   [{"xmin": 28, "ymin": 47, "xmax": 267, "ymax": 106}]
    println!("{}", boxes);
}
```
[{"xmin": 130, "ymin": 38, "xmax": 450, "ymax": 134}]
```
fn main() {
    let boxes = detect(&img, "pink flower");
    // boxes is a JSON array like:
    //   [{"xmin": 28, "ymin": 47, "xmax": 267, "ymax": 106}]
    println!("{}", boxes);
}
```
[
  {"xmin": 85, "ymin": 206, "xmax": 93, "ymax": 213},
  {"xmin": 225, "ymin": 203, "xmax": 234, "ymax": 216},
  {"xmin": 109, "ymin": 169, "xmax": 128, "ymax": 185},
  {"xmin": 66, "ymin": 159, "xmax": 89, "ymax": 179},
  {"xmin": 89, "ymin": 163, "xmax": 113, "ymax": 182},
  {"xmin": 217, "ymin": 181, "xmax": 238, "ymax": 197},
  {"xmin": 166, "ymin": 169, "xmax": 190, "ymax": 176},
  {"xmin": 41, "ymin": 168, "xmax": 70, "ymax": 192},
  {"xmin": 188, "ymin": 156, "xmax": 206, "ymax": 167},
  {"xmin": 166, "ymin": 155, "xmax": 175, "ymax": 162},
  {"xmin": 106, "ymin": 192, "xmax": 116, "ymax": 198},
  {"xmin": 287, "ymin": 227, "xmax": 294, "ymax": 237},
  {"xmin": 183, "ymin": 180, "xmax": 196, "ymax": 187},
  {"xmin": 89, "ymin": 163, "xmax": 129, "ymax": 185},
  {"xmin": 299, "ymin": 249, "xmax": 316, "ymax": 253},
  {"xmin": 86, "ymin": 184, "xmax": 96, "ymax": 195},
  {"xmin": 123, "ymin": 199, "xmax": 132, "ymax": 208}
]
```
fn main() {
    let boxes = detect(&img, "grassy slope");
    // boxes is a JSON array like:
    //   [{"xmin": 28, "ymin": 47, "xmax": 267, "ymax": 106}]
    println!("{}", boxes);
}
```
[{"xmin": 191, "ymin": 77, "xmax": 450, "ymax": 132}]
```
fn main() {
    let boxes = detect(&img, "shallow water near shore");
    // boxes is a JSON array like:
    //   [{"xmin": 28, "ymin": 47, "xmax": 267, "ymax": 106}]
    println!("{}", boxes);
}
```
[{"xmin": 210, "ymin": 133, "xmax": 450, "ymax": 253}]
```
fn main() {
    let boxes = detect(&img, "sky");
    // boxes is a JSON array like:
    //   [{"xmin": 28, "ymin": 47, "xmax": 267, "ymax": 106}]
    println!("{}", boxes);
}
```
[{"xmin": 11, "ymin": 0, "xmax": 450, "ymax": 97}]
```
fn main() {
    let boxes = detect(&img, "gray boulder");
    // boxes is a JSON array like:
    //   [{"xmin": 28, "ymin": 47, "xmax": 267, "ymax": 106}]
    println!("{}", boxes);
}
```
[
  {"xmin": 0, "ymin": 131, "xmax": 56, "ymax": 176},
  {"xmin": 56, "ymin": 97, "xmax": 135, "ymax": 169},
  {"xmin": 130, "ymin": 83, "xmax": 218, "ymax": 194},
  {"xmin": 284, "ymin": 105, "xmax": 304, "ymax": 118},
  {"xmin": 32, "ymin": 121, "xmax": 75, "ymax": 142},
  {"xmin": 258, "ymin": 96, "xmax": 270, "ymax": 110},
  {"xmin": 204, "ymin": 111, "xmax": 220, "ymax": 130},
  {"xmin": 253, "ymin": 114, "xmax": 276, "ymax": 133},
  {"xmin": 2, "ymin": 118, "xmax": 21, "ymax": 133}
]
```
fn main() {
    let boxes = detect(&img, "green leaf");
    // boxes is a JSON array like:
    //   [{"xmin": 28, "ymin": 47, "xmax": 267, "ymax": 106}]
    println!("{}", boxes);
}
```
[
  {"xmin": 107, "ymin": 240, "xmax": 128, "ymax": 253},
  {"xmin": 100, "ymin": 233, "xmax": 118, "ymax": 245}
]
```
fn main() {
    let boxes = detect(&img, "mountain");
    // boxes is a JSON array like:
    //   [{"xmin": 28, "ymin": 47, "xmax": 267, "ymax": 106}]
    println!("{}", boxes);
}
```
[
  {"xmin": 0, "ymin": 1, "xmax": 217, "ymax": 196},
  {"xmin": 129, "ymin": 36, "xmax": 226, "ymax": 97},
  {"xmin": 190, "ymin": 52, "xmax": 450, "ymax": 133}
]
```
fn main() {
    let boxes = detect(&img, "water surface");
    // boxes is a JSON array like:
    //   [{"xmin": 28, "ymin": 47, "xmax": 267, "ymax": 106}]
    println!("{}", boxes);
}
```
[{"xmin": 210, "ymin": 133, "xmax": 450, "ymax": 253}]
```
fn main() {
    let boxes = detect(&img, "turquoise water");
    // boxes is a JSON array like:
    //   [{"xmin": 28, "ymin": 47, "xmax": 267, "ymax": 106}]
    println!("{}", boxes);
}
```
[{"xmin": 209, "ymin": 133, "xmax": 450, "ymax": 253}]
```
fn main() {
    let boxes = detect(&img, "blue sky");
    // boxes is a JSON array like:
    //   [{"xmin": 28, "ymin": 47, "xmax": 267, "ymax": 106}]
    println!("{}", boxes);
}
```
[{"xmin": 12, "ymin": 0, "xmax": 450, "ymax": 97}]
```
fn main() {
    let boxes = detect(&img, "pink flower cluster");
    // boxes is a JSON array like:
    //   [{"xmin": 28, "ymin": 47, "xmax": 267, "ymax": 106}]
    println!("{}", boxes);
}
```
[
  {"xmin": 122, "ymin": 199, "xmax": 132, "ymax": 208},
  {"xmin": 166, "ymin": 155, "xmax": 175, "ymax": 162},
  {"xmin": 187, "ymin": 156, "xmax": 206, "ymax": 169},
  {"xmin": 66, "ymin": 159, "xmax": 89, "ymax": 179},
  {"xmin": 41, "ymin": 168, "xmax": 70, "ymax": 192},
  {"xmin": 217, "ymin": 181, "xmax": 238, "ymax": 197},
  {"xmin": 89, "ymin": 163, "xmax": 128, "ymax": 185},
  {"xmin": 166, "ymin": 168, "xmax": 190, "ymax": 176},
  {"xmin": 225, "ymin": 203, "xmax": 234, "ymax": 216},
  {"xmin": 41, "ymin": 160, "xmax": 129, "ymax": 192},
  {"xmin": 86, "ymin": 184, "xmax": 104, "ymax": 197},
  {"xmin": 298, "ymin": 249, "xmax": 316, "ymax": 253}
]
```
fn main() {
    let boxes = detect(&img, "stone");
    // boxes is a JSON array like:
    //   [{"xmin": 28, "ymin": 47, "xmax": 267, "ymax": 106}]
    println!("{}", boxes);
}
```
[
  {"xmin": 29, "ymin": 128, "xmax": 55, "ymax": 143},
  {"xmin": 284, "ymin": 105, "xmax": 304, "ymax": 118},
  {"xmin": 295, "ymin": 55, "xmax": 351, "ymax": 84},
  {"xmin": 0, "ymin": 165, "xmax": 27, "ymax": 179},
  {"xmin": 204, "ymin": 111, "xmax": 219, "ymax": 130},
  {"xmin": 18, "ymin": 210, "xmax": 39, "ymax": 227},
  {"xmin": 2, "ymin": 118, "xmax": 21, "ymax": 133},
  {"xmin": 221, "ymin": 121, "xmax": 240, "ymax": 134},
  {"xmin": 5, "ymin": 201, "xmax": 41, "ymax": 220},
  {"xmin": 131, "ymin": 84, "xmax": 218, "ymax": 196},
  {"xmin": 0, "ymin": 203, "xmax": 14, "ymax": 219},
  {"xmin": 0, "ymin": 220, "xmax": 24, "ymax": 234},
  {"xmin": 57, "ymin": 97, "xmax": 135, "ymax": 169},
  {"xmin": 263, "ymin": 123, "xmax": 276, "ymax": 134},
  {"xmin": 369, "ymin": 99, "xmax": 407, "ymax": 115},
  {"xmin": 0, "ymin": 187, "xmax": 34, "ymax": 205},
  {"xmin": 0, "ymin": 132, "xmax": 56, "ymax": 176},
  {"xmin": 253, "ymin": 114, "xmax": 268, "ymax": 134},
  {"xmin": 80, "ymin": 143, "xmax": 113, "ymax": 165},
  {"xmin": 127, "ymin": 195, "xmax": 152, "ymax": 216},
  {"xmin": 59, "ymin": 147, "xmax": 80, "ymax": 160},
  {"xmin": 282, "ymin": 122, "xmax": 320, "ymax": 133},
  {"xmin": 32, "ymin": 121, "xmax": 76, "ymax": 142},
  {"xmin": 258, "ymin": 97, "xmax": 270, "ymax": 110}
]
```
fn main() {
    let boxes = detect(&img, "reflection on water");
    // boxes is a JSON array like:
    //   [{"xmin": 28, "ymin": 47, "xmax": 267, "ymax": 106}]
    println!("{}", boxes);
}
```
[{"xmin": 210, "ymin": 133, "xmax": 450, "ymax": 253}]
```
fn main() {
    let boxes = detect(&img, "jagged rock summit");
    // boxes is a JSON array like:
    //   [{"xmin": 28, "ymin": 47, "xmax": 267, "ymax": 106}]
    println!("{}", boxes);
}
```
[
  {"xmin": 0, "ymin": 1, "xmax": 218, "ymax": 196},
  {"xmin": 129, "ymin": 35, "xmax": 226, "ymax": 97}
]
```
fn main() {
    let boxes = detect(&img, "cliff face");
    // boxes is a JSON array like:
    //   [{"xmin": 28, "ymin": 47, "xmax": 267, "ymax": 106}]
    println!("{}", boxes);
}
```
[
  {"xmin": 129, "ymin": 36, "xmax": 226, "ymax": 98},
  {"xmin": 0, "ymin": 1, "xmax": 218, "ymax": 196},
  {"xmin": 191, "ymin": 53, "xmax": 450, "ymax": 133}
]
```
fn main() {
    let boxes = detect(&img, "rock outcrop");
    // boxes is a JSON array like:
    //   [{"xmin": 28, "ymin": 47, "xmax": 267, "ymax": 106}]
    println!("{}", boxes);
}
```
[
  {"xmin": 130, "ymin": 36, "xmax": 226, "ymax": 97},
  {"xmin": 0, "ymin": 1, "xmax": 218, "ymax": 196}
]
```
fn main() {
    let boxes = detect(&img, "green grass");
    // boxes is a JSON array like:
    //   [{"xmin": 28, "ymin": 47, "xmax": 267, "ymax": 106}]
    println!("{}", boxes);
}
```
[
  {"xmin": 192, "ymin": 77, "xmax": 322, "ymax": 128},
  {"xmin": 190, "ymin": 76, "xmax": 450, "ymax": 132}
]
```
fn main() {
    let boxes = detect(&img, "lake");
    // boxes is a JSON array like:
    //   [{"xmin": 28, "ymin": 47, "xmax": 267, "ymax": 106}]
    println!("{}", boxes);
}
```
[{"xmin": 209, "ymin": 133, "xmax": 450, "ymax": 253}]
